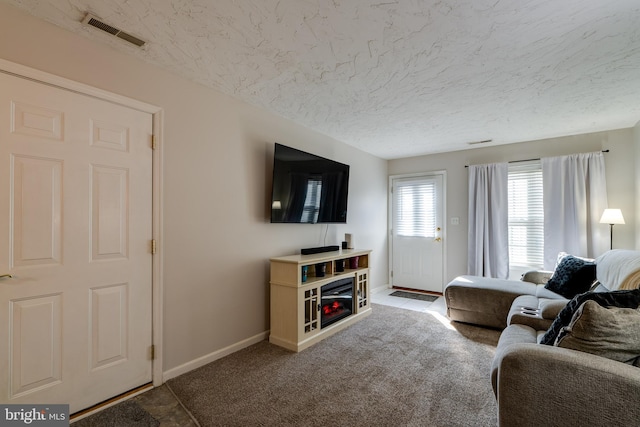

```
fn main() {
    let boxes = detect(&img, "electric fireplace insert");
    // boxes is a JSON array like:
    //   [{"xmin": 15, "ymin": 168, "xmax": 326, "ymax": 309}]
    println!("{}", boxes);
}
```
[{"xmin": 320, "ymin": 277, "xmax": 354, "ymax": 328}]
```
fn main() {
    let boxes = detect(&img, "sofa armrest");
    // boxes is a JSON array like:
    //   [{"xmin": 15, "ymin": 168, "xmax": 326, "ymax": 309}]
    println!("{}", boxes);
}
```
[
  {"xmin": 496, "ymin": 343, "xmax": 640, "ymax": 427},
  {"xmin": 538, "ymin": 299, "xmax": 567, "ymax": 319},
  {"xmin": 521, "ymin": 270, "xmax": 553, "ymax": 284}
]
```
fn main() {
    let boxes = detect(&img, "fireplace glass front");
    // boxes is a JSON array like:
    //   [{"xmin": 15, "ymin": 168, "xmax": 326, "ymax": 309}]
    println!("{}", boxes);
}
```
[{"xmin": 320, "ymin": 277, "xmax": 354, "ymax": 328}]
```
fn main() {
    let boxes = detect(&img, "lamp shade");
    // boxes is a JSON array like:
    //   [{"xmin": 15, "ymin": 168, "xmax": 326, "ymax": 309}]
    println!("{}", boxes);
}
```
[{"xmin": 600, "ymin": 209, "xmax": 625, "ymax": 225}]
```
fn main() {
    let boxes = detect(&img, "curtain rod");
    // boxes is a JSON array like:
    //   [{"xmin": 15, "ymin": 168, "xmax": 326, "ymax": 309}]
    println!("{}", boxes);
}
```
[{"xmin": 464, "ymin": 150, "xmax": 609, "ymax": 168}]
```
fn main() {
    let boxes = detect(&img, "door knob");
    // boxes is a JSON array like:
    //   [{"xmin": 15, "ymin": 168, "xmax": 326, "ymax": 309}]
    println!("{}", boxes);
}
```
[
  {"xmin": 434, "ymin": 237, "xmax": 442, "ymax": 242},
  {"xmin": 0, "ymin": 274, "xmax": 12, "ymax": 279}
]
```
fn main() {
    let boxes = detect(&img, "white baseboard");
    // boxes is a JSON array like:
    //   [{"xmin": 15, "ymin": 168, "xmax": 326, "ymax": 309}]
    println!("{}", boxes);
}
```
[
  {"xmin": 163, "ymin": 330, "xmax": 269, "ymax": 381},
  {"xmin": 371, "ymin": 284, "xmax": 391, "ymax": 294}
]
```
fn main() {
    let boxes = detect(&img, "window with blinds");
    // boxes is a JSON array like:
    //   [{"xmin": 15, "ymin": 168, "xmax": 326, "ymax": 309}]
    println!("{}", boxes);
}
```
[
  {"xmin": 508, "ymin": 161, "xmax": 543, "ymax": 269},
  {"xmin": 394, "ymin": 179, "xmax": 437, "ymax": 238}
]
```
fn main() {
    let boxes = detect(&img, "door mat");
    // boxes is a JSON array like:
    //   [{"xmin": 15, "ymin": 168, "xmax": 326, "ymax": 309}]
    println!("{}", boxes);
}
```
[{"xmin": 390, "ymin": 291, "xmax": 438, "ymax": 302}]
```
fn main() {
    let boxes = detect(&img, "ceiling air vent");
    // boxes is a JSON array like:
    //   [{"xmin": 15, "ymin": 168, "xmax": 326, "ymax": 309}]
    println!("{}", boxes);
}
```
[{"xmin": 82, "ymin": 13, "xmax": 146, "ymax": 48}]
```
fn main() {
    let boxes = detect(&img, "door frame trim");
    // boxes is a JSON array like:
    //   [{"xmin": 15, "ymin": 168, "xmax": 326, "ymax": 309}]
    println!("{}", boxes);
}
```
[
  {"xmin": 0, "ymin": 58, "xmax": 165, "ymax": 386},
  {"xmin": 388, "ymin": 170, "xmax": 447, "ymax": 290}
]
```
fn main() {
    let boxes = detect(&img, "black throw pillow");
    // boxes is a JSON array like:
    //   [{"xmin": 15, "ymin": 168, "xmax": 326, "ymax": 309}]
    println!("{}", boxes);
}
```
[
  {"xmin": 544, "ymin": 255, "xmax": 596, "ymax": 298},
  {"xmin": 540, "ymin": 289, "xmax": 640, "ymax": 345}
]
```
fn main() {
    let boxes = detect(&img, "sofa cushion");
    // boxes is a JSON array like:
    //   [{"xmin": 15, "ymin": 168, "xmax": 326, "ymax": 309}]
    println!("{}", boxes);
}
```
[
  {"xmin": 540, "ymin": 289, "xmax": 640, "ymax": 345},
  {"xmin": 444, "ymin": 276, "xmax": 538, "ymax": 329},
  {"xmin": 555, "ymin": 300, "xmax": 640, "ymax": 365},
  {"xmin": 539, "ymin": 299, "xmax": 569, "ymax": 319},
  {"xmin": 535, "ymin": 284, "xmax": 565, "ymax": 299},
  {"xmin": 544, "ymin": 254, "xmax": 596, "ymax": 298}
]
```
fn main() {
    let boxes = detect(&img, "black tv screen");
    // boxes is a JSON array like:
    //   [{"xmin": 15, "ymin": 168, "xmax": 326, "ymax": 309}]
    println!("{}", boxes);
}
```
[{"xmin": 270, "ymin": 143, "xmax": 349, "ymax": 223}]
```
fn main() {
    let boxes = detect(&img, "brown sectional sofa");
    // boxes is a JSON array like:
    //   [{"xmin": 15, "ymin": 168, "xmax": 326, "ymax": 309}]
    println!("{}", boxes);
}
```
[
  {"xmin": 444, "ymin": 271, "xmax": 559, "ymax": 330},
  {"xmin": 444, "ymin": 249, "xmax": 640, "ymax": 427}
]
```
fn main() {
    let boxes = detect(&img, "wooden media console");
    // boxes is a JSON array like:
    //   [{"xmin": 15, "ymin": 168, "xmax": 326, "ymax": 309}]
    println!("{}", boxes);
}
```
[{"xmin": 269, "ymin": 249, "xmax": 372, "ymax": 352}]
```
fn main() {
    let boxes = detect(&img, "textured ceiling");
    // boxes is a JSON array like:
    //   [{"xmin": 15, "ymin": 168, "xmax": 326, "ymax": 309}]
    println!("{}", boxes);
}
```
[{"xmin": 4, "ymin": 0, "xmax": 640, "ymax": 159}]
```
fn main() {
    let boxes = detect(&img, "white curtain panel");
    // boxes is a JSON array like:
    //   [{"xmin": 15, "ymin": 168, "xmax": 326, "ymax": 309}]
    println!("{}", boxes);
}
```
[
  {"xmin": 541, "ymin": 152, "xmax": 608, "ymax": 270},
  {"xmin": 467, "ymin": 162, "xmax": 509, "ymax": 278}
]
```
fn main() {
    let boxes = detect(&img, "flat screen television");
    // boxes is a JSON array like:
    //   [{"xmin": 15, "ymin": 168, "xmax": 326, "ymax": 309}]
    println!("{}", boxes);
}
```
[{"xmin": 270, "ymin": 143, "xmax": 349, "ymax": 223}]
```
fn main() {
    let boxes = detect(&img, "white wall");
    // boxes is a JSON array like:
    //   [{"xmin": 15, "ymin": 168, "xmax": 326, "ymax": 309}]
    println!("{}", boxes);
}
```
[
  {"xmin": 635, "ymin": 121, "xmax": 640, "ymax": 250},
  {"xmin": 389, "ymin": 129, "xmax": 637, "ymax": 283},
  {"xmin": 0, "ymin": 3, "xmax": 388, "ymax": 373}
]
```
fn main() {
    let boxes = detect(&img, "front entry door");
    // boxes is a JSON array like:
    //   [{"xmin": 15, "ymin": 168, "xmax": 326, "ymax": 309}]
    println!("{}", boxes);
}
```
[
  {"xmin": 391, "ymin": 173, "xmax": 444, "ymax": 293},
  {"xmin": 0, "ymin": 72, "xmax": 153, "ymax": 413}
]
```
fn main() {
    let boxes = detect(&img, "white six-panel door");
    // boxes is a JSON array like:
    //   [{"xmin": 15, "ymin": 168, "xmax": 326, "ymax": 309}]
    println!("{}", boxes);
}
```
[{"xmin": 0, "ymin": 72, "xmax": 153, "ymax": 413}]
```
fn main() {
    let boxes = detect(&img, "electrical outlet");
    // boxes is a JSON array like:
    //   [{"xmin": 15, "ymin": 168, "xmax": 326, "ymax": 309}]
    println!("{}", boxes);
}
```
[{"xmin": 451, "ymin": 217, "xmax": 460, "ymax": 225}]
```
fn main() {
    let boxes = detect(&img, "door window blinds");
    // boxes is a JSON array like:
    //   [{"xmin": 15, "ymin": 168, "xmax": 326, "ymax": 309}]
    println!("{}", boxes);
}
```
[{"xmin": 394, "ymin": 178, "xmax": 437, "ymax": 238}]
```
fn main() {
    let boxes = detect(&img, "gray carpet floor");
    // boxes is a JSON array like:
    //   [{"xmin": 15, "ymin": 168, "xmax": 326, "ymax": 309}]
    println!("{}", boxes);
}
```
[
  {"xmin": 167, "ymin": 303, "xmax": 501, "ymax": 427},
  {"xmin": 73, "ymin": 400, "xmax": 160, "ymax": 427}
]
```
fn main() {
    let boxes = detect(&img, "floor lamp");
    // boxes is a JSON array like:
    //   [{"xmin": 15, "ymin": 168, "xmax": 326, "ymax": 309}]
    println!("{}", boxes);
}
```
[{"xmin": 600, "ymin": 209, "xmax": 625, "ymax": 250}]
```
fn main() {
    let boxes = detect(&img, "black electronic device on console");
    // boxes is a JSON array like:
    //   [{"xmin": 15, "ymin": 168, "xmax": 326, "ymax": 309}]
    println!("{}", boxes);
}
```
[{"xmin": 301, "ymin": 245, "xmax": 340, "ymax": 255}]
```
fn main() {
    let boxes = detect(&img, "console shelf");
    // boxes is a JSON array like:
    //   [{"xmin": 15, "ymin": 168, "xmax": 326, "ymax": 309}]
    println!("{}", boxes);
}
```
[{"xmin": 269, "ymin": 249, "xmax": 372, "ymax": 352}]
